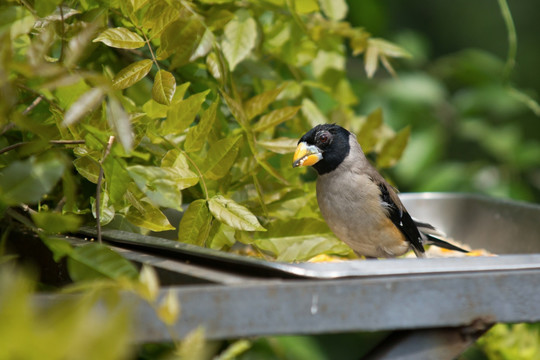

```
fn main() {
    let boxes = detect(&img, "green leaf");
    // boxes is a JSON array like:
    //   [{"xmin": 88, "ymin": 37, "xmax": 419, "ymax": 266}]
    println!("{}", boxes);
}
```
[
  {"xmin": 106, "ymin": 97, "xmax": 133, "ymax": 153},
  {"xmin": 222, "ymin": 91, "xmax": 247, "ymax": 126},
  {"xmin": 357, "ymin": 108, "xmax": 383, "ymax": 153},
  {"xmin": 184, "ymin": 97, "xmax": 219, "ymax": 153},
  {"xmin": 112, "ymin": 59, "xmax": 153, "ymax": 90},
  {"xmin": 152, "ymin": 70, "xmax": 176, "ymax": 105},
  {"xmin": 63, "ymin": 87, "xmax": 105, "ymax": 126},
  {"xmin": 206, "ymin": 52, "xmax": 223, "ymax": 81},
  {"xmin": 364, "ymin": 41, "xmax": 379, "ymax": 78},
  {"xmin": 252, "ymin": 106, "xmax": 300, "ymax": 132},
  {"xmin": 215, "ymin": 340, "xmax": 251, "ymax": 360},
  {"xmin": 208, "ymin": 195, "xmax": 265, "ymax": 232},
  {"xmin": 253, "ymin": 218, "xmax": 350, "ymax": 261},
  {"xmin": 161, "ymin": 90, "xmax": 210, "ymax": 135},
  {"xmin": 73, "ymin": 156, "xmax": 100, "ymax": 183},
  {"xmin": 125, "ymin": 199, "xmax": 175, "ymax": 232},
  {"xmin": 222, "ymin": 9, "xmax": 257, "ymax": 71},
  {"xmin": 93, "ymin": 27, "xmax": 145, "ymax": 49},
  {"xmin": 257, "ymin": 137, "xmax": 298, "ymax": 154},
  {"xmin": 144, "ymin": 2, "xmax": 180, "ymax": 38},
  {"xmin": 103, "ymin": 157, "xmax": 131, "ymax": 205},
  {"xmin": 41, "ymin": 236, "xmax": 73, "ymax": 262},
  {"xmin": 377, "ymin": 126, "xmax": 411, "ymax": 168},
  {"xmin": 91, "ymin": 191, "xmax": 115, "ymax": 226},
  {"xmin": 178, "ymin": 199, "xmax": 213, "ymax": 246},
  {"xmin": 370, "ymin": 38, "xmax": 412, "ymax": 58},
  {"xmin": 301, "ymin": 98, "xmax": 327, "ymax": 127},
  {"xmin": 190, "ymin": 29, "xmax": 215, "ymax": 61},
  {"xmin": 0, "ymin": 153, "xmax": 65, "ymax": 206},
  {"xmin": 203, "ymin": 135, "xmax": 242, "ymax": 180},
  {"xmin": 35, "ymin": 0, "xmax": 63, "ymax": 19},
  {"xmin": 319, "ymin": 0, "xmax": 348, "ymax": 21},
  {"xmin": 208, "ymin": 223, "xmax": 236, "ymax": 250},
  {"xmin": 157, "ymin": 14, "xmax": 205, "ymax": 66},
  {"xmin": 127, "ymin": 165, "xmax": 198, "ymax": 211},
  {"xmin": 244, "ymin": 87, "xmax": 283, "ymax": 120},
  {"xmin": 31, "ymin": 212, "xmax": 82, "ymax": 234},
  {"xmin": 67, "ymin": 243, "xmax": 138, "ymax": 282}
]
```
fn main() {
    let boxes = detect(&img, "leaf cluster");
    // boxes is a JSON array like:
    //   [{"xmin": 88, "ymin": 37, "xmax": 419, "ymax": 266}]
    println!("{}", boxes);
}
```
[{"xmin": 0, "ymin": 0, "xmax": 410, "ymax": 264}]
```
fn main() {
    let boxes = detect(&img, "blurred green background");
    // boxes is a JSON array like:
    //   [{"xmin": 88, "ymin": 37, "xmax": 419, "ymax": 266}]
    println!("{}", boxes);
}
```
[{"xmin": 348, "ymin": 0, "xmax": 540, "ymax": 202}]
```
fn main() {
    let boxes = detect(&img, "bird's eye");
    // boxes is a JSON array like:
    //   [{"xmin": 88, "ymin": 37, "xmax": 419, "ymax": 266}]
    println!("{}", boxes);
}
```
[{"xmin": 319, "ymin": 132, "xmax": 330, "ymax": 144}]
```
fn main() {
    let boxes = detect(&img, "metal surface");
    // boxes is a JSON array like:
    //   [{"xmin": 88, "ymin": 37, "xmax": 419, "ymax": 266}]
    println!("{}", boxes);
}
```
[
  {"xmin": 32, "ymin": 193, "xmax": 540, "ymax": 354},
  {"xmin": 35, "ymin": 268, "xmax": 539, "ymax": 342},
  {"xmin": 400, "ymin": 193, "xmax": 540, "ymax": 254}
]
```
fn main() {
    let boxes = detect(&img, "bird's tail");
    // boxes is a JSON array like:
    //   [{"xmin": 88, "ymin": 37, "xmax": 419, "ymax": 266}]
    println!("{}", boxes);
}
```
[{"xmin": 423, "ymin": 233, "xmax": 469, "ymax": 253}]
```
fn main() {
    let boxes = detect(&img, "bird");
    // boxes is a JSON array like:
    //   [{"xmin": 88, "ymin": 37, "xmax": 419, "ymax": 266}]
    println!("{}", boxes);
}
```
[{"xmin": 292, "ymin": 123, "xmax": 468, "ymax": 258}]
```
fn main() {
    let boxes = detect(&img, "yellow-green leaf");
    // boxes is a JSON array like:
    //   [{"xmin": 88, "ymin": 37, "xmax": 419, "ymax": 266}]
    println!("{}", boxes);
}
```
[
  {"xmin": 244, "ymin": 87, "xmax": 283, "ymax": 120},
  {"xmin": 112, "ymin": 59, "xmax": 153, "ymax": 90},
  {"xmin": 157, "ymin": 13, "xmax": 205, "ymax": 66},
  {"xmin": 106, "ymin": 97, "xmax": 133, "ymax": 153},
  {"xmin": 93, "ymin": 27, "xmax": 145, "ymax": 49},
  {"xmin": 357, "ymin": 107, "xmax": 383, "ymax": 153},
  {"xmin": 137, "ymin": 264, "xmax": 159, "ymax": 302},
  {"xmin": 208, "ymin": 195, "xmax": 265, "ymax": 232},
  {"xmin": 364, "ymin": 41, "xmax": 379, "ymax": 78},
  {"xmin": 257, "ymin": 137, "xmax": 297, "ymax": 154},
  {"xmin": 0, "ymin": 153, "xmax": 65, "ymax": 206},
  {"xmin": 318, "ymin": 0, "xmax": 348, "ymax": 21},
  {"xmin": 157, "ymin": 289, "xmax": 181, "ymax": 325},
  {"xmin": 152, "ymin": 70, "xmax": 176, "ymax": 105},
  {"xmin": 301, "ymin": 98, "xmax": 327, "ymax": 127},
  {"xmin": 185, "ymin": 97, "xmax": 219, "ymax": 153},
  {"xmin": 222, "ymin": 9, "xmax": 257, "ymax": 71},
  {"xmin": 377, "ymin": 126, "xmax": 410, "ymax": 168},
  {"xmin": 252, "ymin": 106, "xmax": 300, "ymax": 132},
  {"xmin": 370, "ymin": 38, "xmax": 412, "ymax": 58},
  {"xmin": 31, "ymin": 212, "xmax": 82, "ymax": 234},
  {"xmin": 178, "ymin": 199, "xmax": 213, "ymax": 246},
  {"xmin": 206, "ymin": 52, "xmax": 223, "ymax": 81},
  {"xmin": 67, "ymin": 243, "xmax": 139, "ymax": 281},
  {"xmin": 128, "ymin": 164, "xmax": 198, "ymax": 211},
  {"xmin": 203, "ymin": 135, "xmax": 242, "ymax": 180},
  {"xmin": 125, "ymin": 199, "xmax": 175, "ymax": 232},
  {"xmin": 161, "ymin": 90, "xmax": 210, "ymax": 135}
]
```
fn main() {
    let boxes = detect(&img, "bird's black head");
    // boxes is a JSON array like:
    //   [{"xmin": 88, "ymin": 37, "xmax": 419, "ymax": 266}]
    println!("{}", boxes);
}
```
[{"xmin": 293, "ymin": 124, "xmax": 351, "ymax": 175}]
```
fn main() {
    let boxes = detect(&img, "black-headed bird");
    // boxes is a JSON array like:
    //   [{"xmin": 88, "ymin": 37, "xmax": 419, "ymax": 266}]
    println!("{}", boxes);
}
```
[{"xmin": 293, "ymin": 123, "xmax": 467, "ymax": 258}]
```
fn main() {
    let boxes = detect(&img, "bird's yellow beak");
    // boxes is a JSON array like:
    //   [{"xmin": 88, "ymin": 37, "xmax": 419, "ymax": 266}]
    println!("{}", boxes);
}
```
[{"xmin": 292, "ymin": 142, "xmax": 323, "ymax": 168}]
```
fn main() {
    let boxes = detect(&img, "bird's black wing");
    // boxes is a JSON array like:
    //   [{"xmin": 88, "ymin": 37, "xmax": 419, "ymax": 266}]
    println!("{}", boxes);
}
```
[{"xmin": 377, "ymin": 183, "xmax": 425, "ymax": 255}]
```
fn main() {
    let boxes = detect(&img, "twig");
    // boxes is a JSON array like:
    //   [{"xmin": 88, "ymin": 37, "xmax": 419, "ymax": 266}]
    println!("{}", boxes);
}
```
[
  {"xmin": 96, "ymin": 136, "xmax": 115, "ymax": 244},
  {"xmin": 0, "ymin": 139, "xmax": 85, "ymax": 155},
  {"xmin": 141, "ymin": 31, "xmax": 160, "ymax": 71},
  {"xmin": 22, "ymin": 96, "xmax": 44, "ymax": 115},
  {"xmin": 49, "ymin": 139, "xmax": 86, "ymax": 145}
]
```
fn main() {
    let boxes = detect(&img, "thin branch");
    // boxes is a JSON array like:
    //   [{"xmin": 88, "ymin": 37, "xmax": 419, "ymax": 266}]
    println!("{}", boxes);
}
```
[
  {"xmin": 1, "ymin": 123, "xmax": 15, "ymax": 135},
  {"xmin": 49, "ymin": 139, "xmax": 86, "ymax": 145},
  {"xmin": 22, "ymin": 95, "xmax": 44, "ymax": 115},
  {"xmin": 96, "ymin": 136, "xmax": 115, "ymax": 244},
  {"xmin": 141, "ymin": 30, "xmax": 160, "ymax": 71},
  {"xmin": 0, "ymin": 139, "xmax": 85, "ymax": 155}
]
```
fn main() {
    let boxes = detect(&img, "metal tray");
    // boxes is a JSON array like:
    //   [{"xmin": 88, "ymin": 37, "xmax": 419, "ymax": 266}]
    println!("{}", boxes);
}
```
[{"xmin": 84, "ymin": 193, "xmax": 540, "ymax": 279}]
